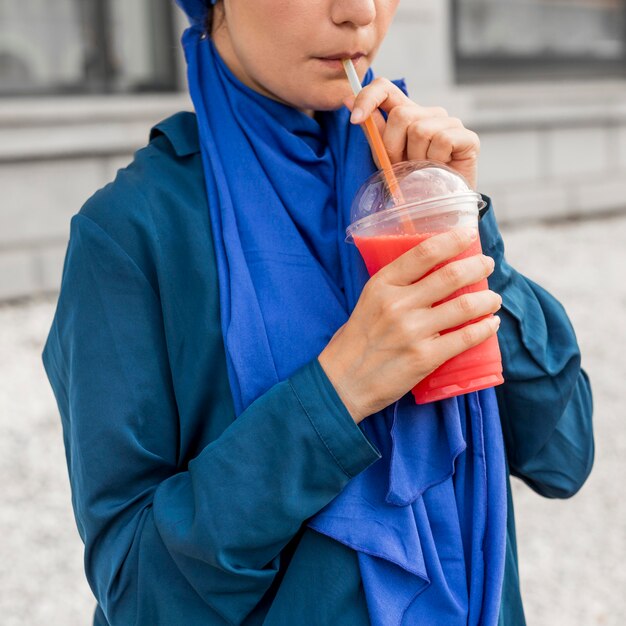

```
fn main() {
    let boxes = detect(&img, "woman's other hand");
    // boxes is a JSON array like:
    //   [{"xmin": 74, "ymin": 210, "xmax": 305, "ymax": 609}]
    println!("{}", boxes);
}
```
[
  {"xmin": 318, "ymin": 229, "xmax": 502, "ymax": 424},
  {"xmin": 344, "ymin": 78, "xmax": 480, "ymax": 190}
]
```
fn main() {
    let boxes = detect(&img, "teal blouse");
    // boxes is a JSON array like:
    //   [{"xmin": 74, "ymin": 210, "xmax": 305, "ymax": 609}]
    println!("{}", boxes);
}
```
[{"xmin": 42, "ymin": 111, "xmax": 594, "ymax": 626}]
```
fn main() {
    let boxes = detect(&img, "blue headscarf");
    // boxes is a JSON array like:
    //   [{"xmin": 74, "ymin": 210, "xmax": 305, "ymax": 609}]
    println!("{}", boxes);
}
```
[{"xmin": 176, "ymin": 2, "xmax": 507, "ymax": 624}]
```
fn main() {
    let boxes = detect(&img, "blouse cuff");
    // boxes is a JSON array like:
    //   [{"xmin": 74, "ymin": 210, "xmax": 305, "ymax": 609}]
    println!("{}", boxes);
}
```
[
  {"xmin": 478, "ymin": 194, "xmax": 552, "ymax": 367},
  {"xmin": 288, "ymin": 359, "xmax": 381, "ymax": 479},
  {"xmin": 478, "ymin": 194, "xmax": 503, "ymax": 261}
]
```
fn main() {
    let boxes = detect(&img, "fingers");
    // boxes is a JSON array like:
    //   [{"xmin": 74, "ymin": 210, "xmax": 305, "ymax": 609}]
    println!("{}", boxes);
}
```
[
  {"xmin": 344, "ymin": 94, "xmax": 387, "ymax": 137},
  {"xmin": 412, "ymin": 253, "xmax": 495, "ymax": 308},
  {"xmin": 426, "ymin": 290, "xmax": 502, "ymax": 335},
  {"xmin": 349, "ymin": 78, "xmax": 410, "ymax": 124},
  {"xmin": 430, "ymin": 316, "xmax": 501, "ymax": 367},
  {"xmin": 406, "ymin": 117, "xmax": 465, "ymax": 162},
  {"xmin": 383, "ymin": 106, "xmax": 449, "ymax": 163},
  {"xmin": 345, "ymin": 76, "xmax": 480, "ymax": 188},
  {"xmin": 379, "ymin": 228, "xmax": 479, "ymax": 287}
]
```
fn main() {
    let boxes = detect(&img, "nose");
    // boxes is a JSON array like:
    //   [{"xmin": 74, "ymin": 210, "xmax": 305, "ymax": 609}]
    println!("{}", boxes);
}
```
[{"xmin": 330, "ymin": 0, "xmax": 376, "ymax": 27}]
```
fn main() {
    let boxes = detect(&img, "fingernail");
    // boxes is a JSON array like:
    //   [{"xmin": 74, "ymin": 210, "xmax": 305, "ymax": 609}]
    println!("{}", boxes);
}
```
[
  {"xmin": 469, "ymin": 228, "xmax": 478, "ymax": 240},
  {"xmin": 351, "ymin": 108, "xmax": 364, "ymax": 124},
  {"xmin": 493, "ymin": 315, "xmax": 501, "ymax": 328}
]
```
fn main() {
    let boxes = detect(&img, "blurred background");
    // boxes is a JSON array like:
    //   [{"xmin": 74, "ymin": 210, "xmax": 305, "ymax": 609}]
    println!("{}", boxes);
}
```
[{"xmin": 0, "ymin": 1, "xmax": 624, "ymax": 624}]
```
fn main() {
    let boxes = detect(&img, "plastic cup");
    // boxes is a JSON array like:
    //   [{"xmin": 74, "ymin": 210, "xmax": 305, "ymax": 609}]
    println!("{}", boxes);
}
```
[{"xmin": 346, "ymin": 160, "xmax": 504, "ymax": 404}]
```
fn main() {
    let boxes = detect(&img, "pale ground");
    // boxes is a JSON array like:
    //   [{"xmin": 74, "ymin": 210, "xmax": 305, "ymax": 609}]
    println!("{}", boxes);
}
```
[{"xmin": 0, "ymin": 215, "xmax": 624, "ymax": 625}]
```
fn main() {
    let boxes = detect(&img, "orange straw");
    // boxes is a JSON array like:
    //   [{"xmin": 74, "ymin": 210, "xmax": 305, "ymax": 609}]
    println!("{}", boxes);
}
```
[{"xmin": 342, "ymin": 60, "xmax": 415, "ymax": 233}]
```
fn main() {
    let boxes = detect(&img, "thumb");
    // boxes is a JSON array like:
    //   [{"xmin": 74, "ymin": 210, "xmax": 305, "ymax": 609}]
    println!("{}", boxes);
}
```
[
  {"xmin": 343, "ymin": 95, "xmax": 356, "ymax": 111},
  {"xmin": 343, "ymin": 96, "xmax": 387, "ymax": 168},
  {"xmin": 343, "ymin": 95, "xmax": 386, "ymax": 134}
]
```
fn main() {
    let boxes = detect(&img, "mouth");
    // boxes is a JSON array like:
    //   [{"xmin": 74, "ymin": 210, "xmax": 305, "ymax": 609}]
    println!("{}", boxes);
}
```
[
  {"xmin": 314, "ymin": 52, "xmax": 367, "ymax": 71},
  {"xmin": 318, "ymin": 51, "xmax": 367, "ymax": 61}
]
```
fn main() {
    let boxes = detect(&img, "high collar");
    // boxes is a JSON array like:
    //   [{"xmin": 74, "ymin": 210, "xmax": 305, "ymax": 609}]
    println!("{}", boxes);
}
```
[{"xmin": 150, "ymin": 111, "xmax": 202, "ymax": 157}]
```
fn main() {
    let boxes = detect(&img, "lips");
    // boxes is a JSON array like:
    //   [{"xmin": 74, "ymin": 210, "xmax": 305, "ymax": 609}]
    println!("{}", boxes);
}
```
[{"xmin": 318, "ymin": 52, "xmax": 366, "ymax": 61}]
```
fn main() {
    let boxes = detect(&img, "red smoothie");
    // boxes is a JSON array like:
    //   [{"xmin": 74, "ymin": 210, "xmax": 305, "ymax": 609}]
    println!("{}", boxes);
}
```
[{"xmin": 353, "ymin": 230, "xmax": 504, "ymax": 404}]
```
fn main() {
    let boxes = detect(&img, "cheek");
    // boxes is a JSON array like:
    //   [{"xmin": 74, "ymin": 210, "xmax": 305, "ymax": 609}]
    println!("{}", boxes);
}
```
[
  {"xmin": 376, "ymin": 0, "xmax": 400, "ymax": 41},
  {"xmin": 382, "ymin": 0, "xmax": 401, "ymax": 17},
  {"xmin": 233, "ymin": 1, "xmax": 309, "ymax": 70},
  {"xmin": 233, "ymin": 0, "xmax": 308, "ymax": 42},
  {"xmin": 240, "ymin": 35, "xmax": 307, "ymax": 100}
]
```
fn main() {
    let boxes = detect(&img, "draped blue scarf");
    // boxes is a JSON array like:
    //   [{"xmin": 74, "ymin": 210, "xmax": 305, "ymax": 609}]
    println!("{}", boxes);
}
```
[{"xmin": 176, "ymin": 2, "xmax": 507, "ymax": 624}]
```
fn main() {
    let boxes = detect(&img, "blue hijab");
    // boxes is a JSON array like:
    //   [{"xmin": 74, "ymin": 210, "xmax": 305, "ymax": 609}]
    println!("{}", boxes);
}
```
[{"xmin": 176, "ymin": 2, "xmax": 507, "ymax": 624}]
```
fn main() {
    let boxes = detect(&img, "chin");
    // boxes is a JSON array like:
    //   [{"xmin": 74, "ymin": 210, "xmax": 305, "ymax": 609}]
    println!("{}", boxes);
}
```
[{"xmin": 299, "ymin": 87, "xmax": 352, "ymax": 113}]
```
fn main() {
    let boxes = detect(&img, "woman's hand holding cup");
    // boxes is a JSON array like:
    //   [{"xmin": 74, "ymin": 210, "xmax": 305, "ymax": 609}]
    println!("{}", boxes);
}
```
[{"xmin": 318, "ymin": 228, "xmax": 502, "ymax": 424}]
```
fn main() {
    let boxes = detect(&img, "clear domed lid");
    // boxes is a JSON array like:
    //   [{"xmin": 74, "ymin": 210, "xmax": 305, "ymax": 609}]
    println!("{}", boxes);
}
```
[{"xmin": 347, "ymin": 160, "xmax": 485, "ymax": 240}]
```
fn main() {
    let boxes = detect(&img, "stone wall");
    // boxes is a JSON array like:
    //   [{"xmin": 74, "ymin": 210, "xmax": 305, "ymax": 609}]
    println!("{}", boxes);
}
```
[{"xmin": 0, "ymin": 95, "xmax": 190, "ymax": 300}]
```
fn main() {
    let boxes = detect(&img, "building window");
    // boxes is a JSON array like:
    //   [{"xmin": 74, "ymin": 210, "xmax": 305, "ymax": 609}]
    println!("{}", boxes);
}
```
[
  {"xmin": 0, "ymin": 0, "xmax": 178, "ymax": 96},
  {"xmin": 454, "ymin": 0, "xmax": 626, "ymax": 82}
]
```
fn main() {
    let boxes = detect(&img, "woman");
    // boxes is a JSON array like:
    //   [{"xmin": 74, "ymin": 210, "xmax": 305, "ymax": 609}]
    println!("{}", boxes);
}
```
[{"xmin": 42, "ymin": 1, "xmax": 594, "ymax": 624}]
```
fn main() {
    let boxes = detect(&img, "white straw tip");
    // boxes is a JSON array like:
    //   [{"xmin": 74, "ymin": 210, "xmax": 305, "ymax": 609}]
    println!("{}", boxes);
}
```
[{"xmin": 342, "ymin": 59, "xmax": 363, "ymax": 96}]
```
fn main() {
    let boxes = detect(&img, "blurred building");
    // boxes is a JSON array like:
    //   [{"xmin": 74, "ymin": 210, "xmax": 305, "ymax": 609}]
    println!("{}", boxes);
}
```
[{"xmin": 1, "ymin": 0, "xmax": 625, "ymax": 300}]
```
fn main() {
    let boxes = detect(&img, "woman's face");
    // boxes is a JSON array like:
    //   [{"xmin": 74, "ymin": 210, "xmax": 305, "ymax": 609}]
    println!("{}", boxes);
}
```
[{"xmin": 212, "ymin": 0, "xmax": 400, "ymax": 115}]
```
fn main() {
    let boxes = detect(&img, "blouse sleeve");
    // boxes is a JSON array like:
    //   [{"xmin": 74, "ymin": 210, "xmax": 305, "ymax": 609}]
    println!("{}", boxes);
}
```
[
  {"xmin": 42, "ymin": 213, "xmax": 381, "ymax": 626},
  {"xmin": 479, "ymin": 196, "xmax": 594, "ymax": 499}
]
